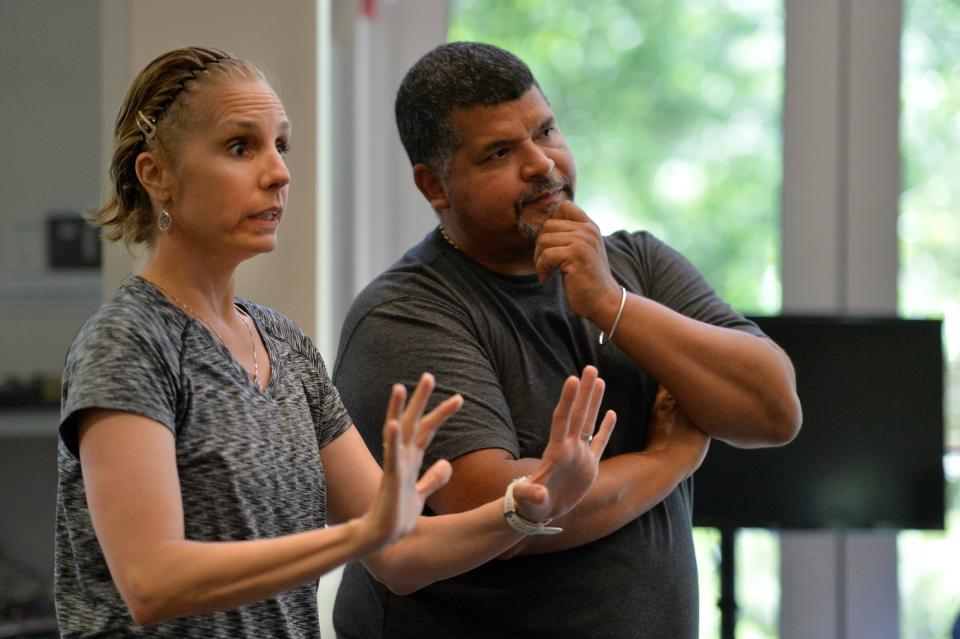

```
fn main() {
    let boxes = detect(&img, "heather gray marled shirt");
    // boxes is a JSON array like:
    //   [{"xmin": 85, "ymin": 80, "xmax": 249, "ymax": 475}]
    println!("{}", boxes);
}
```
[{"xmin": 56, "ymin": 275, "xmax": 352, "ymax": 638}]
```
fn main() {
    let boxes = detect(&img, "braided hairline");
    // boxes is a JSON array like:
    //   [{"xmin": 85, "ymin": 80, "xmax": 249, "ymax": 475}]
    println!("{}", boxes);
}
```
[{"xmin": 136, "ymin": 49, "xmax": 233, "ymax": 140}]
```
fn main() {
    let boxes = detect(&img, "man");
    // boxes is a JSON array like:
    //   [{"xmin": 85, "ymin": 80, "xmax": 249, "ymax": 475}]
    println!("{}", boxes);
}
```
[{"xmin": 332, "ymin": 42, "xmax": 801, "ymax": 638}]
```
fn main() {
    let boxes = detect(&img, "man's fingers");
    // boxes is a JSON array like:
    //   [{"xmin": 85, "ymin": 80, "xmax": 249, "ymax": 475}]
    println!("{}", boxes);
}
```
[
  {"xmin": 535, "ymin": 229, "xmax": 584, "ymax": 250},
  {"xmin": 534, "ymin": 246, "xmax": 569, "ymax": 282},
  {"xmin": 533, "ymin": 235, "xmax": 583, "ymax": 267},
  {"xmin": 553, "ymin": 199, "xmax": 592, "ymax": 223}
]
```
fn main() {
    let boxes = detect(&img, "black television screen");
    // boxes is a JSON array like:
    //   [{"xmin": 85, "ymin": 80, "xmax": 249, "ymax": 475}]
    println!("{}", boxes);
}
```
[{"xmin": 692, "ymin": 315, "xmax": 945, "ymax": 530}]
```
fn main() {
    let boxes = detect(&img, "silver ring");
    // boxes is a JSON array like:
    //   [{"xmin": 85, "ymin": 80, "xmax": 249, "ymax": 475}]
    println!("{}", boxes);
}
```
[{"xmin": 580, "ymin": 433, "xmax": 593, "ymax": 442}]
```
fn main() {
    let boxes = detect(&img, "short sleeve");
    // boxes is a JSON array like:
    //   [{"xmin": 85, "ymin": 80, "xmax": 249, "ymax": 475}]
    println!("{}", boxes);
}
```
[
  {"xmin": 313, "ymin": 353, "xmax": 353, "ymax": 449},
  {"xmin": 334, "ymin": 296, "xmax": 520, "ymax": 471},
  {"xmin": 618, "ymin": 231, "xmax": 765, "ymax": 337},
  {"xmin": 59, "ymin": 306, "xmax": 180, "ymax": 458}
]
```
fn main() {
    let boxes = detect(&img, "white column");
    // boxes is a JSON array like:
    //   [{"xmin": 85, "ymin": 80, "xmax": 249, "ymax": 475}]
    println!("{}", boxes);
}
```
[
  {"xmin": 348, "ymin": 0, "xmax": 450, "ymax": 294},
  {"xmin": 316, "ymin": 3, "xmax": 450, "ymax": 634},
  {"xmin": 780, "ymin": 1, "xmax": 902, "ymax": 638},
  {"xmin": 99, "ymin": 0, "xmax": 322, "ymax": 343},
  {"xmin": 322, "ymin": 0, "xmax": 449, "ymax": 356},
  {"xmin": 844, "ymin": 0, "xmax": 901, "ymax": 315},
  {"xmin": 782, "ymin": 0, "xmax": 844, "ymax": 315}
]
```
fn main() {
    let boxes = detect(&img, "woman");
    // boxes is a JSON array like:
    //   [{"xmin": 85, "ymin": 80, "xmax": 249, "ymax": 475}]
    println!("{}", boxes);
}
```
[{"xmin": 55, "ymin": 47, "xmax": 617, "ymax": 638}]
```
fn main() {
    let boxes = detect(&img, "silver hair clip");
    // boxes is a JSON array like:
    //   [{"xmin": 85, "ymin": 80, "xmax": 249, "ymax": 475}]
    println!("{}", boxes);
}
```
[{"xmin": 136, "ymin": 110, "xmax": 158, "ymax": 140}]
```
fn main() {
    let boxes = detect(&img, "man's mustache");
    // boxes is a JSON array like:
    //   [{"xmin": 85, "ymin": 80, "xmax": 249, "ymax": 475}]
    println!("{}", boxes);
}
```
[{"xmin": 514, "ymin": 179, "xmax": 574, "ymax": 218}]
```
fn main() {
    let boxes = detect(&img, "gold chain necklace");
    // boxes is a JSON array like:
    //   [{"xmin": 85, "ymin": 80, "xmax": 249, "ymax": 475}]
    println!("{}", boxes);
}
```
[
  {"xmin": 151, "ymin": 281, "xmax": 260, "ymax": 387},
  {"xmin": 438, "ymin": 224, "xmax": 459, "ymax": 251}
]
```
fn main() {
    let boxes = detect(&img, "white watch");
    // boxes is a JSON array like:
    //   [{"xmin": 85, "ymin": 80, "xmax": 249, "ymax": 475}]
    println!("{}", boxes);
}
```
[{"xmin": 503, "ymin": 476, "xmax": 563, "ymax": 535}]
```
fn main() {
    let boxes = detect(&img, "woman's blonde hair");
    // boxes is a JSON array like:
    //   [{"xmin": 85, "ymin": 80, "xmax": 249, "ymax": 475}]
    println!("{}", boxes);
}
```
[{"xmin": 90, "ymin": 46, "xmax": 266, "ymax": 246}]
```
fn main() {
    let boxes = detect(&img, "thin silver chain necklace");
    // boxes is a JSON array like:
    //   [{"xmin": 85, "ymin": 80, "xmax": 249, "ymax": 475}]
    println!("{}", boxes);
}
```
[{"xmin": 151, "ymin": 281, "xmax": 260, "ymax": 388}]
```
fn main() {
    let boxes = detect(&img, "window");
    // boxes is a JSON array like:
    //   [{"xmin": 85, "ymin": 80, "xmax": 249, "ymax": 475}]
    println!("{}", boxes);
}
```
[
  {"xmin": 450, "ymin": 0, "xmax": 783, "ymax": 314},
  {"xmin": 450, "ymin": 1, "xmax": 784, "ymax": 636},
  {"xmin": 898, "ymin": 1, "xmax": 960, "ymax": 637}
]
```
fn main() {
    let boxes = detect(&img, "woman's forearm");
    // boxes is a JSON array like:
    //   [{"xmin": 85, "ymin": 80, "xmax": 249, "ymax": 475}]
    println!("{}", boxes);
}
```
[
  {"xmin": 115, "ymin": 519, "xmax": 378, "ymax": 626},
  {"xmin": 362, "ymin": 498, "xmax": 525, "ymax": 594}
]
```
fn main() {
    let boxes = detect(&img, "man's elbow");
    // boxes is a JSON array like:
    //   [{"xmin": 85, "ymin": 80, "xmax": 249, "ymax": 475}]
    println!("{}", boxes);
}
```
[
  {"xmin": 370, "ymin": 567, "xmax": 430, "ymax": 597},
  {"xmin": 384, "ymin": 579, "xmax": 423, "ymax": 597},
  {"xmin": 364, "ymin": 554, "xmax": 433, "ymax": 597},
  {"xmin": 728, "ymin": 394, "xmax": 802, "ymax": 449},
  {"xmin": 765, "ymin": 393, "xmax": 803, "ymax": 446}
]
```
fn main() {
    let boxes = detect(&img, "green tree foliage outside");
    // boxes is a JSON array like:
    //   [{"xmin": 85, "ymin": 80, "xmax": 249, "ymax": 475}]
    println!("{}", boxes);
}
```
[
  {"xmin": 899, "ymin": 1, "xmax": 960, "ymax": 638},
  {"xmin": 449, "ymin": 0, "xmax": 784, "ymax": 315}
]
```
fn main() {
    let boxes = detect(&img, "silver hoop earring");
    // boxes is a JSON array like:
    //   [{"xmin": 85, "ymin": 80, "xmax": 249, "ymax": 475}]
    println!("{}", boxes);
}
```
[{"xmin": 157, "ymin": 208, "xmax": 172, "ymax": 231}]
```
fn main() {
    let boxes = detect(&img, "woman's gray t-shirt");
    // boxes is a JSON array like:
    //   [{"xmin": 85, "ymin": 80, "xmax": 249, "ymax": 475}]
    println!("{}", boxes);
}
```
[{"xmin": 55, "ymin": 276, "xmax": 352, "ymax": 638}]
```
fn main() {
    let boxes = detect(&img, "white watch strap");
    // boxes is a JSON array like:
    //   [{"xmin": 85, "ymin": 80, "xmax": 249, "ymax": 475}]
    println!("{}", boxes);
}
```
[{"xmin": 503, "ymin": 476, "xmax": 563, "ymax": 535}]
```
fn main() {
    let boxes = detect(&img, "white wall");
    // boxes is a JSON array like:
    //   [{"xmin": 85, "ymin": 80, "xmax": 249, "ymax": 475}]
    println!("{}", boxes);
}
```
[
  {"xmin": 0, "ymin": 1, "xmax": 102, "ymax": 277},
  {"xmin": 0, "ymin": 0, "xmax": 104, "ymax": 586},
  {"xmin": 324, "ymin": 0, "xmax": 448, "ymax": 353},
  {"xmin": 0, "ymin": 0, "xmax": 103, "ymax": 380},
  {"xmin": 100, "ymin": 0, "xmax": 324, "ymax": 344}
]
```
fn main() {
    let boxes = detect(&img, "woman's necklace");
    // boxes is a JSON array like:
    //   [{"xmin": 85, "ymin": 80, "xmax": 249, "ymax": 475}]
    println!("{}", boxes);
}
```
[{"xmin": 151, "ymin": 281, "xmax": 260, "ymax": 388}]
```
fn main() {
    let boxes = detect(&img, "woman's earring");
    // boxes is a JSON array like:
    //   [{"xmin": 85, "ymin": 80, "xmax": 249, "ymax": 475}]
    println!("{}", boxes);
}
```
[{"xmin": 157, "ymin": 207, "xmax": 172, "ymax": 231}]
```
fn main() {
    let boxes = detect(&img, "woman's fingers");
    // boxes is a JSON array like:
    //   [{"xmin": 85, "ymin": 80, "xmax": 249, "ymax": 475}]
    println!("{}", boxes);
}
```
[
  {"xmin": 549, "ymin": 375, "xmax": 580, "ymax": 444},
  {"xmin": 415, "ymin": 394, "xmax": 463, "ymax": 449},
  {"xmin": 381, "ymin": 418, "xmax": 401, "ymax": 476},
  {"xmin": 511, "ymin": 480, "xmax": 548, "ymax": 507},
  {"xmin": 579, "ymin": 377, "xmax": 605, "ymax": 442},
  {"xmin": 590, "ymin": 409, "xmax": 617, "ymax": 456},
  {"xmin": 415, "ymin": 459, "xmax": 453, "ymax": 499},
  {"xmin": 385, "ymin": 383, "xmax": 406, "ymax": 426},
  {"xmin": 550, "ymin": 365, "xmax": 603, "ymax": 443},
  {"xmin": 565, "ymin": 366, "xmax": 597, "ymax": 439},
  {"xmin": 401, "ymin": 373, "xmax": 435, "ymax": 442}
]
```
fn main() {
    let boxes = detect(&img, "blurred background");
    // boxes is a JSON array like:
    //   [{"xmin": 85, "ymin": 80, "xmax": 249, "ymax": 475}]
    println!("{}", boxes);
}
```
[{"xmin": 0, "ymin": 1, "xmax": 956, "ymax": 637}]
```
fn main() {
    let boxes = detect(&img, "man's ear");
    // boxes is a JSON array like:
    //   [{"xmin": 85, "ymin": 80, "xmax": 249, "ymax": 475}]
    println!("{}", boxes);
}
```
[
  {"xmin": 413, "ymin": 163, "xmax": 450, "ymax": 211},
  {"xmin": 134, "ymin": 151, "xmax": 170, "ymax": 205}
]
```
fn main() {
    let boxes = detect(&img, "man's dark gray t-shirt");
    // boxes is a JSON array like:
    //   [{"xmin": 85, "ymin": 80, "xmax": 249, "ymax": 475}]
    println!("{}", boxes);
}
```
[
  {"xmin": 56, "ymin": 276, "xmax": 352, "ymax": 638},
  {"xmin": 332, "ymin": 229, "xmax": 763, "ymax": 639}
]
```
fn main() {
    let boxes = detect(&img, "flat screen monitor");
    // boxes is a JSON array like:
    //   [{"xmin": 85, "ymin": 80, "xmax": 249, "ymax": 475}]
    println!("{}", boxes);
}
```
[{"xmin": 692, "ymin": 315, "xmax": 945, "ymax": 530}]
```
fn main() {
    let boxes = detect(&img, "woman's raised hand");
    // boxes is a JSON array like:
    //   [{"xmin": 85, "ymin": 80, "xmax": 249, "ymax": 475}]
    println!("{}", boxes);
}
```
[
  {"xmin": 361, "ymin": 373, "xmax": 463, "ymax": 547},
  {"xmin": 510, "ymin": 365, "xmax": 617, "ymax": 524}
]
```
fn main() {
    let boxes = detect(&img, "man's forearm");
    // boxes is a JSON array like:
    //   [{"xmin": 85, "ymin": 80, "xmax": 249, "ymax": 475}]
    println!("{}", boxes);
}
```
[
  {"xmin": 501, "ymin": 447, "xmax": 698, "ymax": 557},
  {"xmin": 598, "ymin": 293, "xmax": 801, "ymax": 447}
]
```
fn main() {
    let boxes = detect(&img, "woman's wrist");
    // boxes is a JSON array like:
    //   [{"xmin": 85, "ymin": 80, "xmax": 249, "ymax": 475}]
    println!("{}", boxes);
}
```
[
  {"xmin": 503, "ymin": 477, "xmax": 563, "ymax": 535},
  {"xmin": 347, "ymin": 515, "xmax": 392, "ymax": 558}
]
